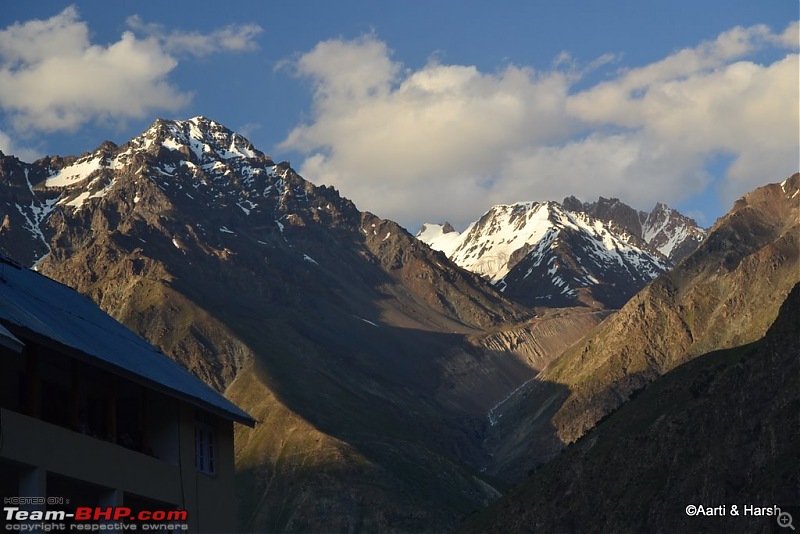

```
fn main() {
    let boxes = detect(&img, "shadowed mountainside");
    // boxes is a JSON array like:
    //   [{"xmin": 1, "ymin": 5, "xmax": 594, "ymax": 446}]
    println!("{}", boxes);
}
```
[
  {"xmin": 464, "ymin": 282, "xmax": 800, "ymax": 533},
  {"xmin": 484, "ymin": 173, "xmax": 800, "ymax": 480},
  {"xmin": 0, "ymin": 117, "xmax": 605, "ymax": 531}
]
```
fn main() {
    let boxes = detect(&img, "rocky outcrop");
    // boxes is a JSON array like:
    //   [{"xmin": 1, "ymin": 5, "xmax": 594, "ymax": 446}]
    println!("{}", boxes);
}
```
[{"xmin": 563, "ymin": 194, "xmax": 706, "ymax": 262}]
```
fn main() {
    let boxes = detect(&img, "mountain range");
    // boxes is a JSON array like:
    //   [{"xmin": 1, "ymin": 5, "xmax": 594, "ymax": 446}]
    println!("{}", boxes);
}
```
[
  {"xmin": 418, "ymin": 196, "xmax": 704, "ymax": 309},
  {"xmin": 562, "ymin": 194, "xmax": 706, "ymax": 263},
  {"xmin": 0, "ymin": 116, "xmax": 795, "ymax": 532},
  {"xmin": 0, "ymin": 116, "xmax": 597, "ymax": 531},
  {"xmin": 482, "ymin": 172, "xmax": 800, "ymax": 482}
]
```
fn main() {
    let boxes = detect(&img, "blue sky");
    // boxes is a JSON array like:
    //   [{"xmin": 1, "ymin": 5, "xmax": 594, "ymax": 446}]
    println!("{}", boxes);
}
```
[{"xmin": 1, "ymin": 1, "xmax": 797, "ymax": 231}]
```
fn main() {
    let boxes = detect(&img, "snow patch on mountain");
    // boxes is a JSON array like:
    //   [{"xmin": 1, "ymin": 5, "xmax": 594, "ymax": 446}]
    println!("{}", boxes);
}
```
[
  {"xmin": 423, "ymin": 202, "xmax": 667, "ymax": 283},
  {"xmin": 418, "ymin": 201, "xmax": 671, "ymax": 307},
  {"xmin": 46, "ymin": 156, "xmax": 104, "ymax": 187},
  {"xmin": 444, "ymin": 202, "xmax": 555, "ymax": 281},
  {"xmin": 417, "ymin": 223, "xmax": 462, "ymax": 255}
]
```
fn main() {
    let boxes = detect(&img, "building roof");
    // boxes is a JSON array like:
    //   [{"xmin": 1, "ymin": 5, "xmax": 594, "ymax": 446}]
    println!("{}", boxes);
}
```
[
  {"xmin": 0, "ymin": 257, "xmax": 256, "ymax": 427},
  {"xmin": 0, "ymin": 321, "xmax": 23, "ymax": 353}
]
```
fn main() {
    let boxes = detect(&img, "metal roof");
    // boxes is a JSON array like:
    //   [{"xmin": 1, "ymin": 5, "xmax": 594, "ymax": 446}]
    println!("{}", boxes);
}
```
[
  {"xmin": 0, "ymin": 257, "xmax": 255, "ymax": 427},
  {"xmin": 0, "ymin": 321, "xmax": 24, "ymax": 353}
]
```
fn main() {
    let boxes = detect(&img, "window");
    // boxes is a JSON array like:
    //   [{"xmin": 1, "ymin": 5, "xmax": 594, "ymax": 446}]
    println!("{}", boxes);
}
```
[{"xmin": 194, "ymin": 410, "xmax": 215, "ymax": 475}]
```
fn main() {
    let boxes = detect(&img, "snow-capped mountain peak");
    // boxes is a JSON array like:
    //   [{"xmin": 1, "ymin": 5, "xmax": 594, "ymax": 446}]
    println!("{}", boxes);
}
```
[
  {"xmin": 129, "ymin": 116, "xmax": 264, "ymax": 163},
  {"xmin": 37, "ymin": 116, "xmax": 295, "ymax": 216},
  {"xmin": 641, "ymin": 202, "xmax": 706, "ymax": 260},
  {"xmin": 418, "ymin": 200, "xmax": 672, "ymax": 309},
  {"xmin": 0, "ymin": 116, "xmax": 361, "ymax": 266},
  {"xmin": 563, "ymin": 195, "xmax": 706, "ymax": 262},
  {"xmin": 42, "ymin": 117, "xmax": 265, "ymax": 192},
  {"xmin": 417, "ymin": 222, "xmax": 461, "ymax": 254}
]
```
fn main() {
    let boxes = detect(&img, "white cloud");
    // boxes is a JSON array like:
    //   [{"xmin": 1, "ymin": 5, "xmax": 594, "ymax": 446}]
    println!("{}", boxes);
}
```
[
  {"xmin": 281, "ymin": 36, "xmax": 578, "ymax": 226},
  {"xmin": 0, "ymin": 130, "xmax": 10, "ymax": 153},
  {"xmin": 776, "ymin": 20, "xmax": 799, "ymax": 48},
  {"xmin": 497, "ymin": 133, "xmax": 713, "ymax": 210},
  {"xmin": 0, "ymin": 129, "xmax": 40, "ymax": 162},
  {"xmin": 125, "ymin": 16, "xmax": 262, "ymax": 57},
  {"xmin": 0, "ymin": 7, "xmax": 261, "ymax": 133},
  {"xmin": 282, "ymin": 24, "xmax": 799, "ymax": 231},
  {"xmin": 236, "ymin": 122, "xmax": 262, "ymax": 140},
  {"xmin": 566, "ymin": 25, "xmax": 799, "ymax": 209}
]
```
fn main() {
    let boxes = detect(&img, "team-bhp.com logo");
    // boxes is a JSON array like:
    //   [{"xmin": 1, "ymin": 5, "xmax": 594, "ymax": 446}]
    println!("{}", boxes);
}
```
[
  {"xmin": 75, "ymin": 508, "xmax": 186, "ymax": 522},
  {"xmin": 5, "ymin": 506, "xmax": 188, "ymax": 531}
]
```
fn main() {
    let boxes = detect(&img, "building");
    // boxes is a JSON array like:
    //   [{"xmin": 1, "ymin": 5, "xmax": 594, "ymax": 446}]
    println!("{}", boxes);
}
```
[{"xmin": 0, "ymin": 256, "xmax": 256, "ymax": 532}]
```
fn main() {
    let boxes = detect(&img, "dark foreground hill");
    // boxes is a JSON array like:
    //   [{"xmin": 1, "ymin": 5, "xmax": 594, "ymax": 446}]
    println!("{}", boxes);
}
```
[{"xmin": 464, "ymin": 281, "xmax": 800, "ymax": 533}]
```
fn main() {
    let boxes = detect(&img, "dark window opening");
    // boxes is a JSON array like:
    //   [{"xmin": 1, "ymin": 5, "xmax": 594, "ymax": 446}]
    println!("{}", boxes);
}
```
[{"xmin": 194, "ymin": 410, "xmax": 215, "ymax": 475}]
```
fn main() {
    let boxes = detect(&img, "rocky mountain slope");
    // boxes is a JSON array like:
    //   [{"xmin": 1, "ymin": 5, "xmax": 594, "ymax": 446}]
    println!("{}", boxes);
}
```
[
  {"xmin": 0, "ymin": 117, "xmax": 606, "ymax": 532},
  {"xmin": 483, "ymin": 173, "xmax": 800, "ymax": 480},
  {"xmin": 418, "ymin": 201, "xmax": 671, "ymax": 309},
  {"xmin": 0, "ymin": 152, "xmax": 60, "ymax": 265},
  {"xmin": 562, "ymin": 195, "xmax": 706, "ymax": 262},
  {"xmin": 465, "ymin": 281, "xmax": 799, "ymax": 533}
]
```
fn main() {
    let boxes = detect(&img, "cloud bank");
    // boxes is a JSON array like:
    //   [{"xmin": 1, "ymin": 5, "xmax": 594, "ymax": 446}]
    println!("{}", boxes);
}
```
[
  {"xmin": 0, "ymin": 6, "xmax": 262, "ymax": 133},
  {"xmin": 282, "ymin": 23, "xmax": 799, "ymax": 230}
]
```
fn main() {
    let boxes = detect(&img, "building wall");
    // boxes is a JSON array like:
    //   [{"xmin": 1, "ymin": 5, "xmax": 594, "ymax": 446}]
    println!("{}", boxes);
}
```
[
  {"xmin": 0, "ymin": 343, "xmax": 240, "ymax": 534},
  {"xmin": 177, "ymin": 403, "xmax": 237, "ymax": 533},
  {"xmin": 0, "ymin": 405, "xmax": 237, "ymax": 533},
  {"xmin": 0, "ymin": 407, "xmax": 182, "ymax": 504}
]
